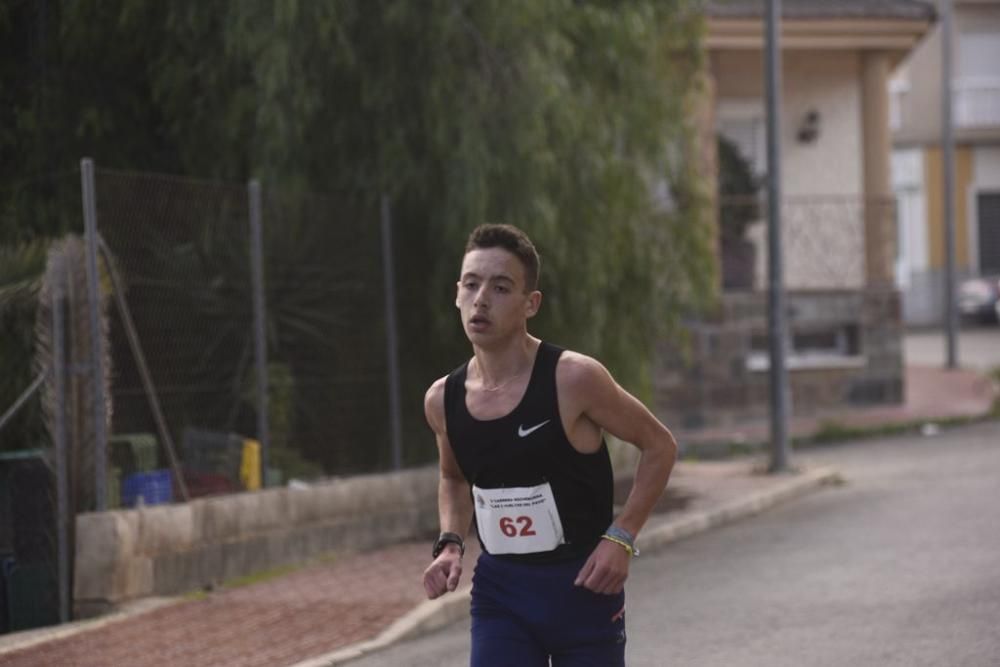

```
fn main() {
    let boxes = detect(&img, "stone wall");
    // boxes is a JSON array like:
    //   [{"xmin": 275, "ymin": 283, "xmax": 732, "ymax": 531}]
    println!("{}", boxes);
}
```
[
  {"xmin": 74, "ymin": 465, "xmax": 439, "ymax": 616},
  {"xmin": 655, "ymin": 289, "xmax": 904, "ymax": 430}
]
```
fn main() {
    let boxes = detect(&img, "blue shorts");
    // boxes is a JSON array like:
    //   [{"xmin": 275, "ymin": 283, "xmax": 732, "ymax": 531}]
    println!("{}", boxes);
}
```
[{"xmin": 470, "ymin": 551, "xmax": 627, "ymax": 667}]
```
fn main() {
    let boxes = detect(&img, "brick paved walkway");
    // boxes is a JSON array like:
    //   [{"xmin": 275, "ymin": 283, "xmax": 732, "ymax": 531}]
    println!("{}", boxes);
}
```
[{"xmin": 0, "ymin": 543, "xmax": 436, "ymax": 667}]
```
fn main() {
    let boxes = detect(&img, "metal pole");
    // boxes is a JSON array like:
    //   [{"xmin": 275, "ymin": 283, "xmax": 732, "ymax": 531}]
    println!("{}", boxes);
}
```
[
  {"xmin": 941, "ymin": 0, "xmax": 959, "ymax": 369},
  {"xmin": 52, "ymin": 260, "xmax": 71, "ymax": 623},
  {"xmin": 380, "ymin": 194, "xmax": 404, "ymax": 470},
  {"xmin": 80, "ymin": 158, "xmax": 108, "ymax": 510},
  {"xmin": 248, "ymin": 180, "xmax": 271, "ymax": 485},
  {"xmin": 765, "ymin": 0, "xmax": 791, "ymax": 472},
  {"xmin": 98, "ymin": 239, "xmax": 189, "ymax": 501},
  {"xmin": 0, "ymin": 372, "xmax": 46, "ymax": 434}
]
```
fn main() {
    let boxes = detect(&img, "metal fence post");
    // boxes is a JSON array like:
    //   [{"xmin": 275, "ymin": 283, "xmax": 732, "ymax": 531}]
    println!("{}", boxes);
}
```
[
  {"xmin": 52, "ymin": 258, "xmax": 71, "ymax": 623},
  {"xmin": 98, "ymin": 239, "xmax": 189, "ymax": 501},
  {"xmin": 380, "ymin": 195, "xmax": 404, "ymax": 470},
  {"xmin": 80, "ymin": 158, "xmax": 108, "ymax": 510},
  {"xmin": 248, "ymin": 180, "xmax": 271, "ymax": 485},
  {"xmin": 765, "ymin": 0, "xmax": 792, "ymax": 473}
]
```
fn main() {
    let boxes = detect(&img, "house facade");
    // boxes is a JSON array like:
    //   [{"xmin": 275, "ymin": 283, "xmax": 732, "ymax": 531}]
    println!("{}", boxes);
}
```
[
  {"xmin": 656, "ymin": 1, "xmax": 934, "ymax": 431},
  {"xmin": 891, "ymin": 0, "xmax": 1000, "ymax": 326}
]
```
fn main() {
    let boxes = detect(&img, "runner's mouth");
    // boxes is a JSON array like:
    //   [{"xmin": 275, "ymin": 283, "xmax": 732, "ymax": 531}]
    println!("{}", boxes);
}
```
[{"xmin": 469, "ymin": 315, "xmax": 490, "ymax": 326}]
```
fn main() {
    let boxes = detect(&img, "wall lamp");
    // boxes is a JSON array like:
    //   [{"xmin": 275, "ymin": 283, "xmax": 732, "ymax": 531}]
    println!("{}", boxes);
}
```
[{"xmin": 797, "ymin": 109, "xmax": 821, "ymax": 144}]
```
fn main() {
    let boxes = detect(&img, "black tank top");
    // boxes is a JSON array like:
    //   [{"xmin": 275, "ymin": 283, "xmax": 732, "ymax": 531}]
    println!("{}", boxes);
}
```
[{"xmin": 444, "ymin": 342, "xmax": 613, "ymax": 563}]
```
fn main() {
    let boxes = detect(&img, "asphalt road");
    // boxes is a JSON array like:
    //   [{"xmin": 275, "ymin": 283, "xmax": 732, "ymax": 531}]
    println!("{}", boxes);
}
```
[{"xmin": 347, "ymin": 420, "xmax": 1000, "ymax": 667}]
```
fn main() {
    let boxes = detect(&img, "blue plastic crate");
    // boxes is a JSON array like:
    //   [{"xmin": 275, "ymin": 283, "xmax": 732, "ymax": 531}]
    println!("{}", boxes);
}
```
[{"xmin": 121, "ymin": 470, "xmax": 173, "ymax": 508}]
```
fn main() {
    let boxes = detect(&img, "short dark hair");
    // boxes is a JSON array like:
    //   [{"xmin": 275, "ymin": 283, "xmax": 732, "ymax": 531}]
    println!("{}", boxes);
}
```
[{"xmin": 465, "ymin": 224, "xmax": 541, "ymax": 292}]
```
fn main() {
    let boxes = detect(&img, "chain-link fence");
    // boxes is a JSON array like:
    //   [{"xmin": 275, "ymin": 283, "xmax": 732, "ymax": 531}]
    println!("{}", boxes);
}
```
[
  {"xmin": 91, "ymin": 167, "xmax": 401, "ymax": 507},
  {"xmin": 0, "ymin": 169, "xmax": 85, "ymax": 631},
  {"xmin": 1, "ymin": 163, "xmax": 417, "ymax": 635}
]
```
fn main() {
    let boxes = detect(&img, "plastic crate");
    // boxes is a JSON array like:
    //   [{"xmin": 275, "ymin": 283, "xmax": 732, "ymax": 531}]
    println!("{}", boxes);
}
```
[
  {"xmin": 110, "ymin": 433, "xmax": 158, "ymax": 475},
  {"xmin": 107, "ymin": 467, "xmax": 121, "ymax": 510},
  {"xmin": 181, "ymin": 428, "xmax": 243, "ymax": 481},
  {"xmin": 121, "ymin": 470, "xmax": 173, "ymax": 507}
]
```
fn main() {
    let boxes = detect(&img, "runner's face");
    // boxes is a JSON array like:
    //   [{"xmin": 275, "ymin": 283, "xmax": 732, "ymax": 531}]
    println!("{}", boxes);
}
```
[{"xmin": 456, "ymin": 248, "xmax": 540, "ymax": 345}]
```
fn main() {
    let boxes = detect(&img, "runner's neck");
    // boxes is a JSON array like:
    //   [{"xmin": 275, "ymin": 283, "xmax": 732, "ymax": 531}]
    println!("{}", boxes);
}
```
[{"xmin": 471, "ymin": 336, "xmax": 540, "ymax": 391}]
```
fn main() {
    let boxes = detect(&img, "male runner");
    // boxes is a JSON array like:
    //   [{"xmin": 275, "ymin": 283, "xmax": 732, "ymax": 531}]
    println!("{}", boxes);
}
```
[{"xmin": 422, "ymin": 224, "xmax": 677, "ymax": 666}]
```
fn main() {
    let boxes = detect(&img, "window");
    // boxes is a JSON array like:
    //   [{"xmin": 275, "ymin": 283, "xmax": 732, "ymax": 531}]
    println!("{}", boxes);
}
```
[
  {"xmin": 746, "ymin": 324, "xmax": 864, "ymax": 372},
  {"xmin": 889, "ymin": 70, "xmax": 910, "ymax": 132},
  {"xmin": 958, "ymin": 33, "xmax": 1000, "ymax": 79},
  {"xmin": 955, "ymin": 33, "xmax": 1000, "ymax": 127}
]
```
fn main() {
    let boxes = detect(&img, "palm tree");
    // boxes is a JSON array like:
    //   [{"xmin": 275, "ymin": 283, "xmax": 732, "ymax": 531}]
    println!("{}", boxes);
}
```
[
  {"xmin": 0, "ymin": 240, "xmax": 50, "ymax": 453},
  {"xmin": 32, "ymin": 236, "xmax": 112, "ymax": 513},
  {"xmin": 0, "ymin": 237, "xmax": 112, "ymax": 513}
]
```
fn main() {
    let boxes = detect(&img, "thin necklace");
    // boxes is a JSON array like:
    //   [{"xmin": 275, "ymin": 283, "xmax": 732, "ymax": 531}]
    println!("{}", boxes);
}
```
[{"xmin": 476, "ymin": 364, "xmax": 530, "ymax": 392}]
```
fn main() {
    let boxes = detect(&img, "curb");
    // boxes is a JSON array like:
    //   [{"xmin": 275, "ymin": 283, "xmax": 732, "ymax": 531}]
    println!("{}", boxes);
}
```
[
  {"xmin": 0, "ymin": 597, "xmax": 178, "ymax": 657},
  {"xmin": 291, "ymin": 465, "xmax": 842, "ymax": 667},
  {"xmin": 639, "ymin": 465, "xmax": 841, "ymax": 552},
  {"xmin": 289, "ymin": 585, "xmax": 474, "ymax": 667}
]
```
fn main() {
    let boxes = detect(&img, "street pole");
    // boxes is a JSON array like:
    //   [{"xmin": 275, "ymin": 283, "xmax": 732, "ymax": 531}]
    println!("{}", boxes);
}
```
[
  {"xmin": 52, "ymin": 258, "xmax": 71, "ymax": 623},
  {"xmin": 765, "ymin": 0, "xmax": 792, "ymax": 472},
  {"xmin": 941, "ymin": 0, "xmax": 959, "ymax": 369},
  {"xmin": 248, "ymin": 180, "xmax": 271, "ymax": 485},
  {"xmin": 80, "ymin": 158, "xmax": 109, "ymax": 509},
  {"xmin": 380, "ymin": 194, "xmax": 404, "ymax": 470}
]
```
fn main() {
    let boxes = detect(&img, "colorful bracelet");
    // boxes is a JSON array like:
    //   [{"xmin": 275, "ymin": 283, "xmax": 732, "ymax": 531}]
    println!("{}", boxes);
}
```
[
  {"xmin": 601, "ymin": 525, "xmax": 639, "ymax": 557},
  {"xmin": 600, "ymin": 534, "xmax": 636, "ymax": 557}
]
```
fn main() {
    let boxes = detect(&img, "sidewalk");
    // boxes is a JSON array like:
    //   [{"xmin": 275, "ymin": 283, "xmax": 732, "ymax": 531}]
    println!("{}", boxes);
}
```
[
  {"xmin": 674, "ymin": 365, "xmax": 998, "ymax": 454},
  {"xmin": 0, "ymin": 365, "xmax": 994, "ymax": 667}
]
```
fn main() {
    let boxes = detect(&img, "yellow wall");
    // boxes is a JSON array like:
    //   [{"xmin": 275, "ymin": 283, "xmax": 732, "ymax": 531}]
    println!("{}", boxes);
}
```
[{"xmin": 924, "ymin": 146, "xmax": 973, "ymax": 270}]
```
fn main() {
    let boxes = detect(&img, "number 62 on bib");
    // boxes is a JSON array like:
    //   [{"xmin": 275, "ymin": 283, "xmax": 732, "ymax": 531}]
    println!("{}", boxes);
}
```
[{"xmin": 472, "ymin": 482, "xmax": 565, "ymax": 555}]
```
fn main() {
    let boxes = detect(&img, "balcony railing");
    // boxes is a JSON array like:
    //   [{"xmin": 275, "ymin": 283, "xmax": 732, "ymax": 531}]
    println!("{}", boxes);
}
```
[
  {"xmin": 954, "ymin": 76, "xmax": 1000, "ymax": 129},
  {"xmin": 719, "ymin": 196, "xmax": 896, "ymax": 292}
]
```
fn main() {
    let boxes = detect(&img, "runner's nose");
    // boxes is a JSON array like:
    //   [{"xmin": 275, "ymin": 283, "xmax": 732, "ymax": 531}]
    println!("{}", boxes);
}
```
[{"xmin": 474, "ymin": 285, "xmax": 490, "ymax": 308}]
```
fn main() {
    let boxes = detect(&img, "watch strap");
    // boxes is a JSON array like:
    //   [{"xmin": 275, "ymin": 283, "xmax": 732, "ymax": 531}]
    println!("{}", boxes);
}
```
[{"xmin": 432, "ymin": 532, "xmax": 465, "ymax": 558}]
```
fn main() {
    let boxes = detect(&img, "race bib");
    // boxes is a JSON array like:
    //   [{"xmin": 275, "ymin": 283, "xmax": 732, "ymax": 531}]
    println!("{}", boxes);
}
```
[{"xmin": 473, "ymin": 482, "xmax": 565, "ymax": 555}]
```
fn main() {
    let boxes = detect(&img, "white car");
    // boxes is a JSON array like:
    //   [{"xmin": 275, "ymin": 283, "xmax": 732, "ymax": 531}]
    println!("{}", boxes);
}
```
[{"xmin": 959, "ymin": 275, "xmax": 1000, "ymax": 325}]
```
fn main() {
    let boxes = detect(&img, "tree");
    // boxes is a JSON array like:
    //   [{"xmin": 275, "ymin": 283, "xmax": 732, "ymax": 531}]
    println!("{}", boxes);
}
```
[
  {"xmin": 1, "ymin": 0, "xmax": 715, "ymax": 471},
  {"xmin": 718, "ymin": 134, "xmax": 762, "ymax": 290},
  {"xmin": 0, "ymin": 240, "xmax": 49, "ymax": 452}
]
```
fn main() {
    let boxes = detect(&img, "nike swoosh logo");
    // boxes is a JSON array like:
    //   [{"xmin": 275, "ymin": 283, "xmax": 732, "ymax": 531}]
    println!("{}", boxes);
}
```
[{"xmin": 518, "ymin": 420, "xmax": 551, "ymax": 437}]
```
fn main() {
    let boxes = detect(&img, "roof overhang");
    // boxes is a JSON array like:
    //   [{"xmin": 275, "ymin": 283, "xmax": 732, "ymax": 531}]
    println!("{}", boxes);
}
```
[{"xmin": 707, "ymin": 18, "xmax": 933, "ymax": 64}]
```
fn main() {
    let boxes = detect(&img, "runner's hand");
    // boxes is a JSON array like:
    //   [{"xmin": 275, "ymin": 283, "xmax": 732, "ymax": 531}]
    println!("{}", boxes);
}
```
[
  {"xmin": 574, "ymin": 539, "xmax": 630, "ymax": 594},
  {"xmin": 422, "ymin": 546, "xmax": 463, "ymax": 599}
]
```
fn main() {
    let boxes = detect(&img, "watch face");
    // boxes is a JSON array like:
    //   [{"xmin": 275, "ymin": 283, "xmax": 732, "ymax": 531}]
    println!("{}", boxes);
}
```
[{"xmin": 433, "ymin": 534, "xmax": 463, "ymax": 558}]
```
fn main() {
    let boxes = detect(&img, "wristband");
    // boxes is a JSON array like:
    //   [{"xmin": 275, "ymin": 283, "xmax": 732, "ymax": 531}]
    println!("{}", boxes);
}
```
[
  {"xmin": 432, "ymin": 532, "xmax": 465, "ymax": 559},
  {"xmin": 602, "ymin": 524, "xmax": 639, "ymax": 557}
]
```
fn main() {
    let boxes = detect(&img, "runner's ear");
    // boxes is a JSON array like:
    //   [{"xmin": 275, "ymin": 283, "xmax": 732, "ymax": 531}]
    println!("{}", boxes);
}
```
[{"xmin": 525, "ymin": 290, "xmax": 542, "ymax": 319}]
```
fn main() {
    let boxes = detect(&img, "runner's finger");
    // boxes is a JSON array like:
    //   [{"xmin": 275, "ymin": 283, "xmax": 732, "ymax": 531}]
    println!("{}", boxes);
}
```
[
  {"xmin": 446, "ymin": 562, "xmax": 462, "ymax": 591},
  {"xmin": 583, "ymin": 565, "xmax": 610, "ymax": 593},
  {"xmin": 574, "ymin": 557, "xmax": 595, "ymax": 586},
  {"xmin": 423, "ymin": 565, "xmax": 446, "ymax": 599}
]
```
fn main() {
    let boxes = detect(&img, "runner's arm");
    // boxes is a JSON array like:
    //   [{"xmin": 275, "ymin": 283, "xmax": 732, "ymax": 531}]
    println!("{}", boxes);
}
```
[
  {"xmin": 561, "ymin": 354, "xmax": 677, "ymax": 593},
  {"xmin": 423, "ymin": 378, "xmax": 473, "ymax": 599},
  {"xmin": 582, "ymin": 357, "xmax": 676, "ymax": 535}
]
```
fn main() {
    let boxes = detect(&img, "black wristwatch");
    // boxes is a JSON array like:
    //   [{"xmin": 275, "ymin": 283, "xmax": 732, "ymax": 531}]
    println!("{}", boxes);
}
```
[{"xmin": 432, "ymin": 532, "xmax": 465, "ymax": 558}]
